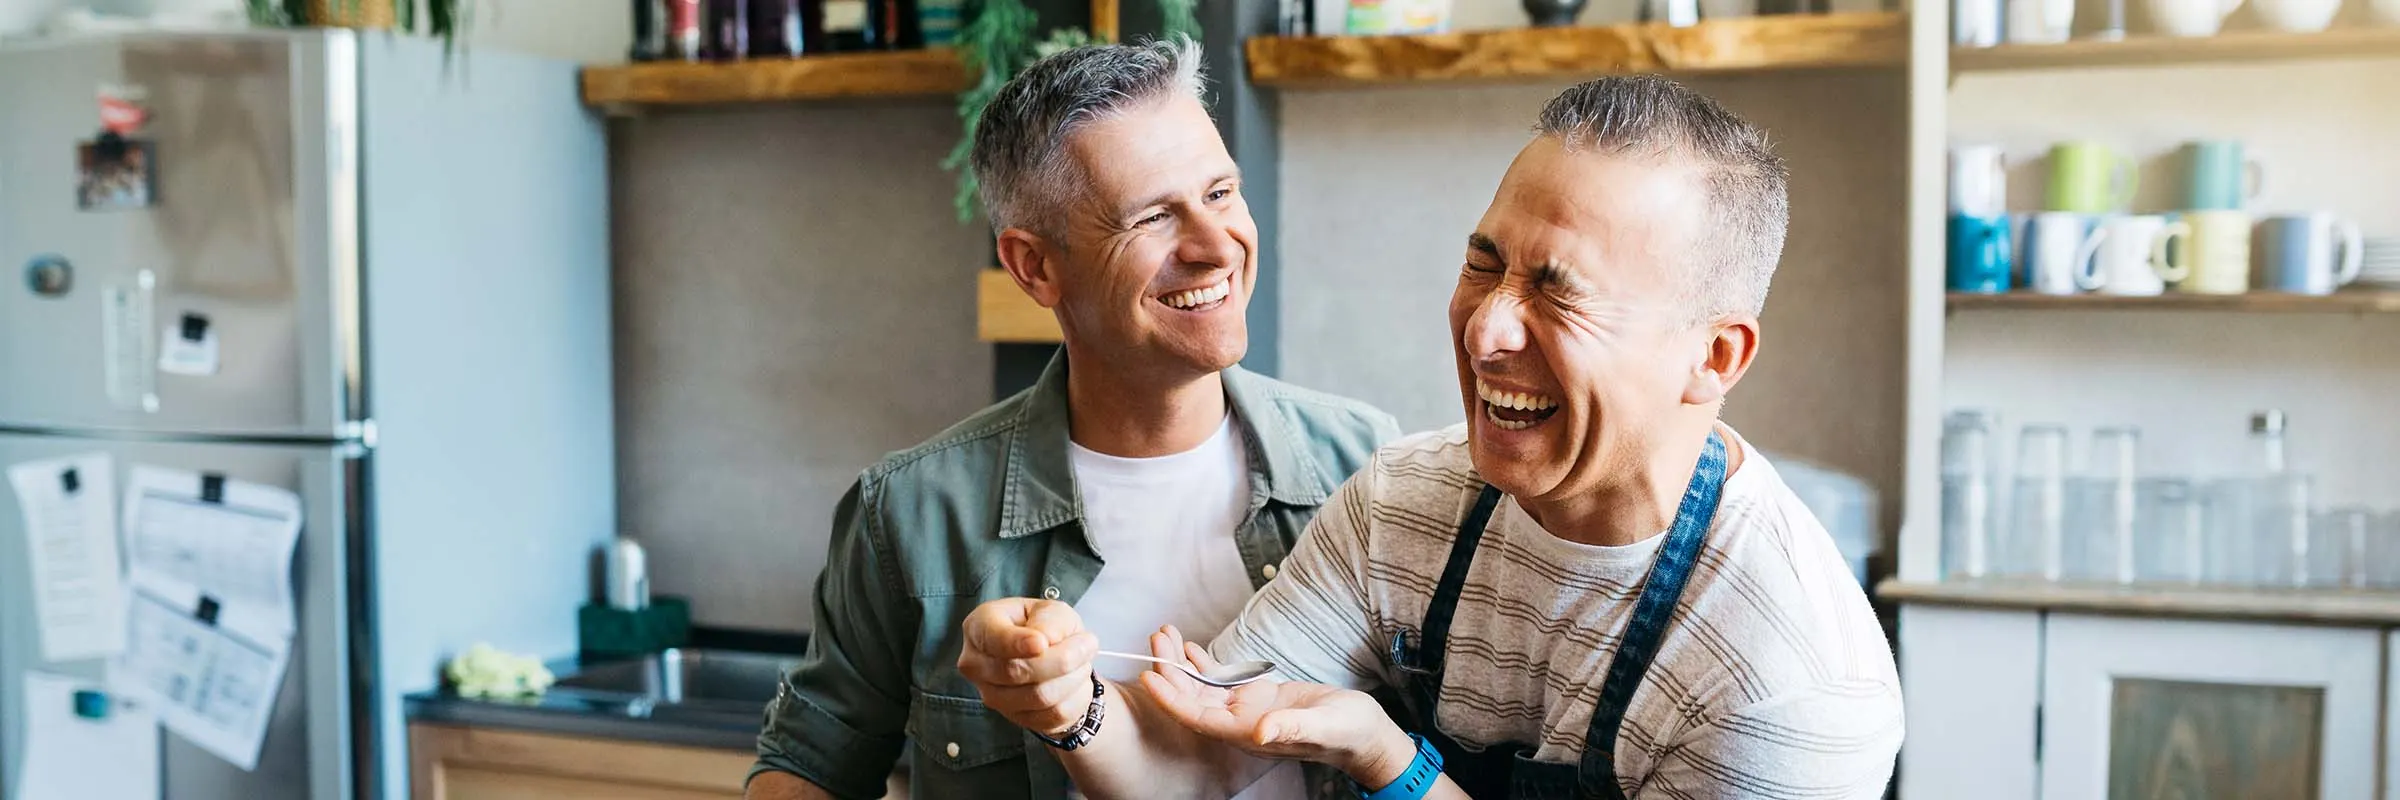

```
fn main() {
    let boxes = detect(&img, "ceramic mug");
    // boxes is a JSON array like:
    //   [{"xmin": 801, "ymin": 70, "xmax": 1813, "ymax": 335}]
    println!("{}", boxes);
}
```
[
  {"xmin": 2091, "ymin": 214, "xmax": 2185, "ymax": 296},
  {"xmin": 1951, "ymin": 144, "xmax": 2009, "ymax": 218},
  {"xmin": 2260, "ymin": 212, "xmax": 2363, "ymax": 295},
  {"xmin": 2008, "ymin": 0, "xmax": 2075, "ymax": 42},
  {"xmin": 2148, "ymin": 0, "xmax": 2244, "ymax": 35},
  {"xmin": 2047, "ymin": 141, "xmax": 2137, "ymax": 214},
  {"xmin": 2183, "ymin": 140, "xmax": 2264, "ymax": 211},
  {"xmin": 1949, "ymin": 213, "xmax": 2014, "ymax": 294},
  {"xmin": 2251, "ymin": 0, "xmax": 2339, "ymax": 30},
  {"xmin": 2157, "ymin": 210, "xmax": 2253, "ymax": 295},
  {"xmin": 2024, "ymin": 212, "xmax": 2106, "ymax": 295}
]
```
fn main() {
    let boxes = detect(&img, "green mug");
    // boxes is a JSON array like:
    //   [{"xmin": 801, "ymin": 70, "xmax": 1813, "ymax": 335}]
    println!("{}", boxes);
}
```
[{"xmin": 2046, "ymin": 141, "xmax": 2138, "ymax": 213}]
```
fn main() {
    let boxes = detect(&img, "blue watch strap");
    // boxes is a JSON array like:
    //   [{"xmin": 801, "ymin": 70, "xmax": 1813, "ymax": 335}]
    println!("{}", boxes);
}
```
[{"xmin": 1359, "ymin": 732, "xmax": 1443, "ymax": 800}]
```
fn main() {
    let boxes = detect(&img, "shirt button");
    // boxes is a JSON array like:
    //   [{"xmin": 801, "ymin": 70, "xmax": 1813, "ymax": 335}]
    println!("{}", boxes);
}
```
[
  {"xmin": 946, "ymin": 741, "xmax": 961, "ymax": 759},
  {"xmin": 1261, "ymin": 563, "xmax": 1279, "ymax": 580},
  {"xmin": 1042, "ymin": 586, "xmax": 1060, "ymax": 600}
]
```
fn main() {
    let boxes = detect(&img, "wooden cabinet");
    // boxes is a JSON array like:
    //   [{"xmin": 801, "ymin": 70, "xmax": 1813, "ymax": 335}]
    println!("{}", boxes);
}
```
[
  {"xmin": 1895, "ymin": 606, "xmax": 2041, "ymax": 800},
  {"xmin": 408, "ymin": 723, "xmax": 753, "ymax": 800}
]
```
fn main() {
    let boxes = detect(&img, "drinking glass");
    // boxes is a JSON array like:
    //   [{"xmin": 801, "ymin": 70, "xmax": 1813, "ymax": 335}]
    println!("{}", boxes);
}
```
[
  {"xmin": 2311, "ymin": 508, "xmax": 2374, "ymax": 589},
  {"xmin": 2066, "ymin": 426, "xmax": 2141, "ymax": 583},
  {"xmin": 1942, "ymin": 410, "xmax": 2001, "ymax": 580},
  {"xmin": 2375, "ymin": 511, "xmax": 2400, "ymax": 589},
  {"xmin": 2133, "ymin": 478, "xmax": 2206, "ymax": 585},
  {"xmin": 2008, "ymin": 424, "xmax": 2069, "ymax": 581}
]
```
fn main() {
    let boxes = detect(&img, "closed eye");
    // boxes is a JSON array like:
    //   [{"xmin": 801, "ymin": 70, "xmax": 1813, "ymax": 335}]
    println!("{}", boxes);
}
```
[{"xmin": 1137, "ymin": 211, "xmax": 1171, "ymax": 228}]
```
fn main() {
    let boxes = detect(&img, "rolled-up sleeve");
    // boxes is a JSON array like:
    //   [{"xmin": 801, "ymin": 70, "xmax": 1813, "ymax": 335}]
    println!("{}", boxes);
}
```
[{"xmin": 750, "ymin": 476, "xmax": 915, "ymax": 799}]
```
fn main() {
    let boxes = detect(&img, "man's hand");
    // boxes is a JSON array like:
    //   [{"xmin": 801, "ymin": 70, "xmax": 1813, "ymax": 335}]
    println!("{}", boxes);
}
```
[
  {"xmin": 1134, "ymin": 626, "xmax": 1420, "ymax": 789},
  {"xmin": 956, "ymin": 598, "xmax": 1102, "ymax": 737}
]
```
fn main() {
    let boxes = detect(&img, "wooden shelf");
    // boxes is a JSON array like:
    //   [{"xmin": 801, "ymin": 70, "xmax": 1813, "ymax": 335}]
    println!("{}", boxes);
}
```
[
  {"xmin": 1245, "ymin": 11, "xmax": 1906, "ymax": 89},
  {"xmin": 978, "ymin": 269, "xmax": 1062, "ymax": 343},
  {"xmin": 1946, "ymin": 290, "xmax": 2400, "ymax": 312},
  {"xmin": 1951, "ymin": 27, "xmax": 2400, "ymax": 73},
  {"xmin": 581, "ymin": 49, "xmax": 971, "ymax": 107},
  {"xmin": 1878, "ymin": 578, "xmax": 2400, "ymax": 627}
]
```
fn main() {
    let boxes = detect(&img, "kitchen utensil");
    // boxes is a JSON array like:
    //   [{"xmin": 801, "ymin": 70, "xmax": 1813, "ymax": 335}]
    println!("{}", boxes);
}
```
[
  {"xmin": 1943, "ymin": 409, "xmax": 2002, "ymax": 580},
  {"xmin": 2181, "ymin": 140, "xmax": 2264, "ymax": 211},
  {"xmin": 1951, "ymin": 144, "xmax": 2009, "ymax": 217},
  {"xmin": 2147, "ymin": 0, "xmax": 2243, "ymax": 34},
  {"xmin": 2008, "ymin": 0, "xmax": 2074, "ymax": 42},
  {"xmin": 2024, "ymin": 212, "xmax": 2106, "ymax": 295},
  {"xmin": 1956, "ymin": 0, "xmax": 2004, "ymax": 45},
  {"xmin": 2260, "ymin": 212, "xmax": 2364, "ymax": 295},
  {"xmin": 2156, "ymin": 210, "xmax": 2253, "ymax": 295},
  {"xmin": 2090, "ymin": 214, "xmax": 2183, "ymax": 295},
  {"xmin": 1949, "ymin": 214, "xmax": 2015, "ymax": 293},
  {"xmin": 2046, "ymin": 141, "xmax": 2137, "ymax": 213},
  {"xmin": 2251, "ymin": 0, "xmax": 2338, "ymax": 30},
  {"xmin": 1096, "ymin": 650, "xmax": 1278, "ymax": 687},
  {"xmin": 2008, "ymin": 424, "xmax": 2070, "ymax": 580}
]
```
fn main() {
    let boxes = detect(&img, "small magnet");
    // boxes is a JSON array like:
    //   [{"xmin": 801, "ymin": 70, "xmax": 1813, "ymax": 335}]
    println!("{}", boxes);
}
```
[
  {"xmin": 72, "ymin": 689, "xmax": 109, "ymax": 720},
  {"xmin": 60, "ymin": 468, "xmax": 79, "ymax": 495},
  {"xmin": 24, "ymin": 255, "xmax": 71, "ymax": 298}
]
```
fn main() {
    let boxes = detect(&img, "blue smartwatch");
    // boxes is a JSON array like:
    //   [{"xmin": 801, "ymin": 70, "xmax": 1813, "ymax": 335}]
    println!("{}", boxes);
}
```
[{"xmin": 1358, "ymin": 732, "xmax": 1443, "ymax": 800}]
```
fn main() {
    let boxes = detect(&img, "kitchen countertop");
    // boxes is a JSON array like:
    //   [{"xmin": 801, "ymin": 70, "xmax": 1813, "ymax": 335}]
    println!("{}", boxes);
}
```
[{"xmin": 405, "ymin": 631, "xmax": 809, "ymax": 752}]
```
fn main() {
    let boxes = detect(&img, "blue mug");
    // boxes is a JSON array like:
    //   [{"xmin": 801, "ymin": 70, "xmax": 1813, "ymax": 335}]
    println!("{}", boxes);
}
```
[{"xmin": 1949, "ymin": 213, "xmax": 2014, "ymax": 293}]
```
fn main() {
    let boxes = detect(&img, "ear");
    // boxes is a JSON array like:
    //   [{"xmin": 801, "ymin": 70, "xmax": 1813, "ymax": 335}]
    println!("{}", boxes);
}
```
[
  {"xmin": 1681, "ymin": 316, "xmax": 1760, "ymax": 406},
  {"xmin": 995, "ymin": 227, "xmax": 1065, "ymax": 309}
]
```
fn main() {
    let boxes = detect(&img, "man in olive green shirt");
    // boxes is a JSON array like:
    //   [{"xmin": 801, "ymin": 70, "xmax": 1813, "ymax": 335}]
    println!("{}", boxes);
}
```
[{"xmin": 744, "ymin": 39, "xmax": 1399, "ymax": 800}]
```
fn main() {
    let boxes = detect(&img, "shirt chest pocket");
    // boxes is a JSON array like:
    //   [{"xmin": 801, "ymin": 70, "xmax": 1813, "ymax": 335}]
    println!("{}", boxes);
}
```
[{"xmin": 907, "ymin": 690, "xmax": 1026, "ymax": 772}]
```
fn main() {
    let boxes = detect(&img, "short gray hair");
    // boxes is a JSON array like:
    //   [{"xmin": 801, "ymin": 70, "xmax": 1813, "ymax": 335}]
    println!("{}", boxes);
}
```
[
  {"xmin": 969, "ymin": 37, "xmax": 1207, "ymax": 235},
  {"xmin": 1534, "ymin": 75, "xmax": 1789, "ymax": 320}
]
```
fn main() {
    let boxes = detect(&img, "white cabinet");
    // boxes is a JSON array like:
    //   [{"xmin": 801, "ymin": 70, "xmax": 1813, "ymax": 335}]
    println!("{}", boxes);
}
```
[
  {"xmin": 2039, "ymin": 614, "xmax": 2382, "ymax": 800},
  {"xmin": 1897, "ymin": 605, "xmax": 2041, "ymax": 800}
]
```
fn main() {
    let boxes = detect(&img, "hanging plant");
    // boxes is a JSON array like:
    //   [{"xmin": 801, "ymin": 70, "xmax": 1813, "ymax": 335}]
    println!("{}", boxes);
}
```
[
  {"xmin": 245, "ymin": 0, "xmax": 469, "ymax": 56},
  {"xmin": 943, "ymin": 0, "xmax": 1204, "ymax": 223}
]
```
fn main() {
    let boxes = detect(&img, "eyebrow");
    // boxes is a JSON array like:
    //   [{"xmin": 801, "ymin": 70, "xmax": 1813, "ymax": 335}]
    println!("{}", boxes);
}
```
[
  {"xmin": 1467, "ymin": 233, "xmax": 1501, "ymax": 259},
  {"xmin": 1119, "ymin": 169, "xmax": 1244, "ymax": 222}
]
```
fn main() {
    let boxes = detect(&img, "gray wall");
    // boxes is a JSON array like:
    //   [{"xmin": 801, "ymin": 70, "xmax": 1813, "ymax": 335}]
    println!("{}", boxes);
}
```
[
  {"xmin": 610, "ymin": 100, "xmax": 993, "ymax": 632},
  {"xmin": 1277, "ymin": 71, "xmax": 1911, "ymax": 551}
]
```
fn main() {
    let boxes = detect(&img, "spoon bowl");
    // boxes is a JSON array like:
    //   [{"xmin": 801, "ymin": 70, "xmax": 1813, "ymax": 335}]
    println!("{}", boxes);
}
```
[{"xmin": 1096, "ymin": 650, "xmax": 1277, "ymax": 688}]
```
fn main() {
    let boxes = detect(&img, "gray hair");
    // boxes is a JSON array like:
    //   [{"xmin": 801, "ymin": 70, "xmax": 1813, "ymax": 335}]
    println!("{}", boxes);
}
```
[
  {"xmin": 969, "ymin": 37, "xmax": 1208, "ymax": 236},
  {"xmin": 1534, "ymin": 75, "xmax": 1790, "ymax": 321}
]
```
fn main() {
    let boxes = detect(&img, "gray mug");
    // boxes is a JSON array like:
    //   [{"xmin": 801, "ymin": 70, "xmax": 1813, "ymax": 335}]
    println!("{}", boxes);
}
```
[{"xmin": 2260, "ymin": 212, "xmax": 2363, "ymax": 295}]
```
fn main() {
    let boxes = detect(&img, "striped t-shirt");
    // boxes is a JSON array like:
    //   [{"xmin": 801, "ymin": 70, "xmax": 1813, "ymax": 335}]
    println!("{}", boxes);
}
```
[{"xmin": 1209, "ymin": 424, "xmax": 1903, "ymax": 798}]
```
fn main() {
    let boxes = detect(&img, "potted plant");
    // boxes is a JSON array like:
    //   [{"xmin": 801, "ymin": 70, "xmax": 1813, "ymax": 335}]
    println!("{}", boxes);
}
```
[
  {"xmin": 245, "ymin": 0, "xmax": 467, "ymax": 53},
  {"xmin": 945, "ymin": 0, "xmax": 1199, "ymax": 222}
]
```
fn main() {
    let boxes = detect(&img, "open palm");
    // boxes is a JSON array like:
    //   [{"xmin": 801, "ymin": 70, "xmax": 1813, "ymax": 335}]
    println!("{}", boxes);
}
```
[{"xmin": 1136, "ymin": 637, "xmax": 1397, "ymax": 767}]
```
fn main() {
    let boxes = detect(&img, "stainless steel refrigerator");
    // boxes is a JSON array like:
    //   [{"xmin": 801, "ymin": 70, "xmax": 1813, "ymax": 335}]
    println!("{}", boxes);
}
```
[{"xmin": 0, "ymin": 29, "xmax": 616, "ymax": 800}]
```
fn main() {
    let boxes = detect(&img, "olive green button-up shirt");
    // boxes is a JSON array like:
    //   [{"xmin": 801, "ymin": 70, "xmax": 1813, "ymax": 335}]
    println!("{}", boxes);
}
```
[{"xmin": 750, "ymin": 353, "xmax": 1401, "ymax": 800}]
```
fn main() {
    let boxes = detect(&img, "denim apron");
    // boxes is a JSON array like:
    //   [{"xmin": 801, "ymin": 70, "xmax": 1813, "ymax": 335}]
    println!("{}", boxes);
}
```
[{"xmin": 1379, "ymin": 432, "xmax": 1728, "ymax": 800}]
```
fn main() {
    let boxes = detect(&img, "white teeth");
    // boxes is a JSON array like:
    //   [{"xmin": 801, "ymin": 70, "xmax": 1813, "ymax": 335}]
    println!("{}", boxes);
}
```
[
  {"xmin": 1474, "ymin": 379, "xmax": 1557, "ymax": 412},
  {"xmin": 1161, "ymin": 278, "xmax": 1231, "ymax": 310}
]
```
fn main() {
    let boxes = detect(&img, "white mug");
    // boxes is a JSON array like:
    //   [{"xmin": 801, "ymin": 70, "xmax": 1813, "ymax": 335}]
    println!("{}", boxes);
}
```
[
  {"xmin": 2025, "ymin": 212, "xmax": 2105, "ymax": 295},
  {"xmin": 2148, "ymin": 0, "xmax": 2244, "ymax": 35},
  {"xmin": 1950, "ymin": 144, "xmax": 2008, "ymax": 218},
  {"xmin": 2089, "ymin": 215, "xmax": 2185, "ymax": 296},
  {"xmin": 2008, "ymin": 0, "xmax": 2075, "ymax": 42},
  {"xmin": 1956, "ymin": 0, "xmax": 2005, "ymax": 45},
  {"xmin": 2251, "ymin": 0, "xmax": 2338, "ymax": 30}
]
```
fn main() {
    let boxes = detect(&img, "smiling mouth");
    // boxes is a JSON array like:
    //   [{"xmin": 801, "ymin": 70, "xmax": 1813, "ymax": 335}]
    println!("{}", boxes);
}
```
[
  {"xmin": 1157, "ymin": 277, "xmax": 1232, "ymax": 313},
  {"xmin": 1476, "ymin": 378, "xmax": 1560, "ymax": 432}
]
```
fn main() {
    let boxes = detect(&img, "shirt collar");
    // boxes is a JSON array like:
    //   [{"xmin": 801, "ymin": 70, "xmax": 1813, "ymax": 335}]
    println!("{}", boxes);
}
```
[{"xmin": 995, "ymin": 351, "xmax": 1328, "ymax": 539}]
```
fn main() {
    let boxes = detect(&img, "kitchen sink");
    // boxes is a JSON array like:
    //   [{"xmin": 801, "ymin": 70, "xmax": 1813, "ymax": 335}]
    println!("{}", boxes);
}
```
[{"xmin": 553, "ymin": 648, "xmax": 798, "ymax": 710}]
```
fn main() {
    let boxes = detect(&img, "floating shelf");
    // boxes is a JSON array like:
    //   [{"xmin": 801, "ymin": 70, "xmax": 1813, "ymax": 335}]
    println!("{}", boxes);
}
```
[
  {"xmin": 581, "ymin": 49, "xmax": 971, "ymax": 107},
  {"xmin": 1951, "ymin": 27, "xmax": 2400, "ymax": 73},
  {"xmin": 1245, "ymin": 11, "xmax": 1906, "ymax": 89},
  {"xmin": 978, "ymin": 269, "xmax": 1062, "ymax": 343},
  {"xmin": 1878, "ymin": 578, "xmax": 2400, "ymax": 626},
  {"xmin": 1946, "ymin": 290, "xmax": 2400, "ymax": 313}
]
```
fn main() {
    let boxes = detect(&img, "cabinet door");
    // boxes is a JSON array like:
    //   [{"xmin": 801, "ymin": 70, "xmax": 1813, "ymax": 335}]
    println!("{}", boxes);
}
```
[
  {"xmin": 2041, "ymin": 614, "xmax": 2381, "ymax": 800},
  {"xmin": 1897, "ymin": 605, "xmax": 2041, "ymax": 799}
]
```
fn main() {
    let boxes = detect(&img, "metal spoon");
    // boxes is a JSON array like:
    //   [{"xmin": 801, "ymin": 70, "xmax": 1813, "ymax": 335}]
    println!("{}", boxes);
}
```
[{"xmin": 1096, "ymin": 650, "xmax": 1278, "ymax": 688}]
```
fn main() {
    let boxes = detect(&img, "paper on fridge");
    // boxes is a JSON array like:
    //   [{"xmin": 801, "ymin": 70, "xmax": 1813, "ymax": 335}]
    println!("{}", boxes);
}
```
[
  {"xmin": 15, "ymin": 671, "xmax": 162, "ymax": 800},
  {"xmin": 121, "ymin": 465, "xmax": 302, "ymax": 634},
  {"xmin": 109, "ymin": 465, "xmax": 302, "ymax": 770},
  {"xmin": 6, "ymin": 453, "xmax": 127, "ymax": 662}
]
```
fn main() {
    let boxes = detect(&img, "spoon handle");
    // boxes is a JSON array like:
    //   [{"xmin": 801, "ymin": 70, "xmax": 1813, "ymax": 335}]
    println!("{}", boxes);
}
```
[{"xmin": 1094, "ymin": 650, "xmax": 1177, "ymax": 668}]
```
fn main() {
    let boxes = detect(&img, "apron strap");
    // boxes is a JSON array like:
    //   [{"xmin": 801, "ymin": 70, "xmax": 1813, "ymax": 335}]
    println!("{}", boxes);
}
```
[
  {"xmin": 1578, "ymin": 430, "xmax": 1730, "ymax": 800},
  {"xmin": 1412, "ymin": 484, "xmax": 1504, "ymax": 674}
]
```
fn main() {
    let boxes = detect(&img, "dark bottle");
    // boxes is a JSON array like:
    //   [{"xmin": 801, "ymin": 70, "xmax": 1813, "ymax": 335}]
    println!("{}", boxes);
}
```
[
  {"xmin": 707, "ymin": 0, "xmax": 749, "ymax": 60},
  {"xmin": 630, "ymin": 0, "xmax": 665, "ymax": 60},
  {"xmin": 749, "ymin": 0, "xmax": 822, "ymax": 56},
  {"xmin": 867, "ymin": 0, "xmax": 923, "ymax": 49}
]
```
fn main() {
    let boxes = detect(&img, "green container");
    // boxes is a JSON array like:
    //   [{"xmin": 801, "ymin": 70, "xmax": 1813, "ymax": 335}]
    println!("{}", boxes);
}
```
[{"xmin": 578, "ymin": 596, "xmax": 691, "ymax": 659}]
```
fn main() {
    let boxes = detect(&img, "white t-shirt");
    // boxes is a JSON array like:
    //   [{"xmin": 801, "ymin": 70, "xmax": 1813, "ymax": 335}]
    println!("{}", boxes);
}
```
[
  {"xmin": 1211, "ymin": 423, "xmax": 1904, "ymax": 799},
  {"xmin": 1068, "ymin": 415, "xmax": 1306, "ymax": 800}
]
